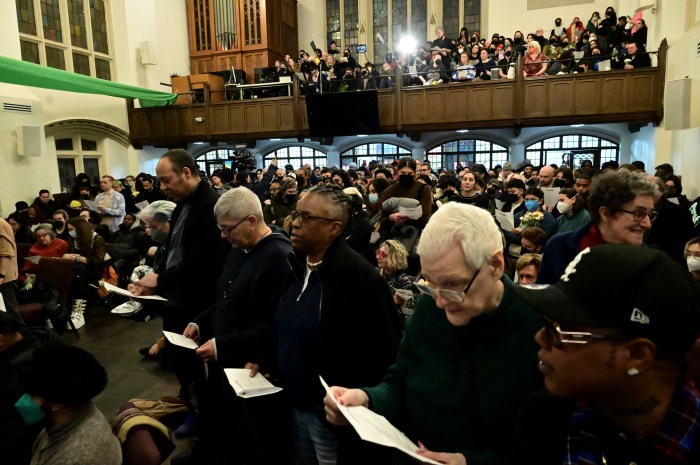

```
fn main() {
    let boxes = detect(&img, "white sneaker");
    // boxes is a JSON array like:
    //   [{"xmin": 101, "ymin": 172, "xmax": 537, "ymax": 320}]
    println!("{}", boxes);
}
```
[
  {"xmin": 111, "ymin": 300, "xmax": 143, "ymax": 316},
  {"xmin": 68, "ymin": 299, "xmax": 87, "ymax": 330}
]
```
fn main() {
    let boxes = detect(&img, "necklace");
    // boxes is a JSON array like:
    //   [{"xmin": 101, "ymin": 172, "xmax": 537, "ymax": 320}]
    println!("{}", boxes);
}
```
[
  {"xmin": 244, "ymin": 227, "xmax": 272, "ymax": 253},
  {"xmin": 307, "ymin": 258, "xmax": 323, "ymax": 268}
]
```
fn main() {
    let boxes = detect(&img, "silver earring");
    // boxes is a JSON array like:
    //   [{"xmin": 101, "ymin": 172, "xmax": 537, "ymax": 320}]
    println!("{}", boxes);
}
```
[{"xmin": 627, "ymin": 367, "xmax": 639, "ymax": 376}]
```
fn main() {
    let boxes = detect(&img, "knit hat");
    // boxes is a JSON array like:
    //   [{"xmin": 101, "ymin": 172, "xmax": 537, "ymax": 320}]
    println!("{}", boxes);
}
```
[{"xmin": 69, "ymin": 200, "xmax": 82, "ymax": 208}]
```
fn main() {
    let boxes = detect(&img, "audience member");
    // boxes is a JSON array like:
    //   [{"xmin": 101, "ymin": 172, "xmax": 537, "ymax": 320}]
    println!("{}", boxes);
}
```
[
  {"xmin": 19, "ymin": 345, "xmax": 121, "ymax": 465},
  {"xmin": 538, "ymin": 169, "xmax": 660, "ymax": 283},
  {"xmin": 256, "ymin": 184, "xmax": 400, "ymax": 464},
  {"xmin": 325, "ymin": 203, "xmax": 543, "ymax": 464},
  {"xmin": 95, "ymin": 176, "xmax": 126, "ymax": 235},
  {"xmin": 514, "ymin": 244, "xmax": 700, "ymax": 465},
  {"xmin": 19, "ymin": 224, "xmax": 68, "ymax": 283},
  {"xmin": 51, "ymin": 209, "xmax": 70, "ymax": 242},
  {"xmin": 0, "ymin": 312, "xmax": 46, "ymax": 463},
  {"xmin": 515, "ymin": 253, "xmax": 542, "ymax": 284},
  {"xmin": 551, "ymin": 188, "xmax": 590, "ymax": 235},
  {"xmin": 0, "ymin": 217, "xmax": 25, "ymax": 332},
  {"xmin": 7, "ymin": 213, "xmax": 34, "ymax": 244},
  {"xmin": 376, "ymin": 239, "xmax": 418, "ymax": 318},
  {"xmin": 31, "ymin": 190, "xmax": 57, "ymax": 223},
  {"xmin": 178, "ymin": 188, "xmax": 294, "ymax": 465},
  {"xmin": 685, "ymin": 237, "xmax": 700, "ymax": 281}
]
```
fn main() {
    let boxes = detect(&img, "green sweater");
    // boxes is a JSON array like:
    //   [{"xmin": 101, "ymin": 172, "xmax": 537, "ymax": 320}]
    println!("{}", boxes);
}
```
[
  {"xmin": 364, "ymin": 277, "xmax": 543, "ymax": 465},
  {"xmin": 553, "ymin": 209, "xmax": 591, "ymax": 235}
]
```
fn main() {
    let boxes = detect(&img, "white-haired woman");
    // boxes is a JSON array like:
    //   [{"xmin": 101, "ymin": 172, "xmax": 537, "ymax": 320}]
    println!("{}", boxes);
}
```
[
  {"xmin": 376, "ymin": 239, "xmax": 418, "ymax": 317},
  {"xmin": 324, "ymin": 203, "xmax": 543, "ymax": 465}
]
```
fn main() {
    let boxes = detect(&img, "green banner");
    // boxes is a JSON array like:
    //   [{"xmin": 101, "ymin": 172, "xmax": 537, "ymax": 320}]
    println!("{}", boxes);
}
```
[{"xmin": 0, "ymin": 55, "xmax": 176, "ymax": 108}]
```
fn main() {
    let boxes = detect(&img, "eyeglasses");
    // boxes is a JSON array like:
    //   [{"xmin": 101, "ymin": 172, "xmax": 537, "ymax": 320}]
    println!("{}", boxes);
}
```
[
  {"xmin": 415, "ymin": 268, "xmax": 481, "ymax": 303},
  {"xmin": 218, "ymin": 215, "xmax": 249, "ymax": 234},
  {"xmin": 376, "ymin": 250, "xmax": 388, "ymax": 259},
  {"xmin": 291, "ymin": 210, "xmax": 337, "ymax": 225},
  {"xmin": 541, "ymin": 317, "xmax": 628, "ymax": 350},
  {"xmin": 618, "ymin": 208, "xmax": 657, "ymax": 222}
]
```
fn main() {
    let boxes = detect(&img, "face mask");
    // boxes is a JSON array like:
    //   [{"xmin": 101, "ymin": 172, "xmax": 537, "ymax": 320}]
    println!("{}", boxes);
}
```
[
  {"xmin": 520, "ymin": 246, "xmax": 534, "ymax": 256},
  {"xmin": 556, "ymin": 201, "xmax": 571, "ymax": 214},
  {"xmin": 688, "ymin": 256, "xmax": 700, "ymax": 273},
  {"xmin": 15, "ymin": 393, "xmax": 45, "ymax": 425},
  {"xmin": 52, "ymin": 220, "xmax": 64, "ymax": 230},
  {"xmin": 150, "ymin": 228, "xmax": 168, "ymax": 244},
  {"xmin": 666, "ymin": 188, "xmax": 677, "ymax": 198},
  {"xmin": 505, "ymin": 193, "xmax": 519, "ymax": 203},
  {"xmin": 525, "ymin": 200, "xmax": 540, "ymax": 211},
  {"xmin": 69, "ymin": 230, "xmax": 77, "ymax": 238},
  {"xmin": 399, "ymin": 174, "xmax": 415, "ymax": 187},
  {"xmin": 285, "ymin": 194, "xmax": 298, "ymax": 204},
  {"xmin": 368, "ymin": 193, "xmax": 379, "ymax": 204},
  {"xmin": 555, "ymin": 21, "xmax": 562, "ymax": 27},
  {"xmin": 81, "ymin": 193, "xmax": 90, "ymax": 199}
]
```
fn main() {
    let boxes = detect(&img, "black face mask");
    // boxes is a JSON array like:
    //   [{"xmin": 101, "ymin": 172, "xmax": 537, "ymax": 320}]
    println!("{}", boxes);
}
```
[
  {"xmin": 666, "ymin": 188, "xmax": 678, "ymax": 198},
  {"xmin": 486, "ymin": 187, "xmax": 500, "ymax": 197},
  {"xmin": 81, "ymin": 193, "xmax": 90, "ymax": 199},
  {"xmin": 505, "ymin": 193, "xmax": 520, "ymax": 203},
  {"xmin": 505, "ymin": 51, "xmax": 512, "ymax": 58},
  {"xmin": 555, "ymin": 21, "xmax": 562, "ymax": 27},
  {"xmin": 399, "ymin": 174, "xmax": 415, "ymax": 187},
  {"xmin": 285, "ymin": 194, "xmax": 298, "ymax": 204},
  {"xmin": 52, "ymin": 220, "xmax": 64, "ymax": 230},
  {"xmin": 553, "ymin": 178, "xmax": 567, "ymax": 188},
  {"xmin": 514, "ymin": 37, "xmax": 523, "ymax": 44},
  {"xmin": 520, "ymin": 246, "xmax": 535, "ymax": 256}
]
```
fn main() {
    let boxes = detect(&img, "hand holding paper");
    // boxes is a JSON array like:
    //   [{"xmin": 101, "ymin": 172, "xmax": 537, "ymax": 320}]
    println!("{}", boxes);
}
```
[{"xmin": 163, "ymin": 331, "xmax": 199, "ymax": 350}]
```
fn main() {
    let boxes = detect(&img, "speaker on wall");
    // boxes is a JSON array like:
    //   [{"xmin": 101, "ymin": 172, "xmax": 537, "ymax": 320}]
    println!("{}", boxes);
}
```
[
  {"xmin": 664, "ymin": 78, "xmax": 691, "ymax": 130},
  {"xmin": 138, "ymin": 41, "xmax": 158, "ymax": 65},
  {"xmin": 15, "ymin": 126, "xmax": 42, "ymax": 157}
]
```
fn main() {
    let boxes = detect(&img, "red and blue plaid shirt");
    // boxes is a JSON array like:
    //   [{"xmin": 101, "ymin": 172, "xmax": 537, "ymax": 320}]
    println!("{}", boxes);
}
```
[{"xmin": 564, "ymin": 378, "xmax": 700, "ymax": 465}]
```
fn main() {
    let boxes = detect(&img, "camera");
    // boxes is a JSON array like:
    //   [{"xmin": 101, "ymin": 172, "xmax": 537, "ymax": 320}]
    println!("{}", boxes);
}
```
[{"xmin": 357, "ymin": 44, "xmax": 367, "ymax": 53}]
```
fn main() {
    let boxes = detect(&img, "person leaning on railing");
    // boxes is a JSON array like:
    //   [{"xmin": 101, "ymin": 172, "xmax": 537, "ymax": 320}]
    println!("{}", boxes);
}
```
[{"xmin": 612, "ymin": 41, "xmax": 651, "ymax": 70}]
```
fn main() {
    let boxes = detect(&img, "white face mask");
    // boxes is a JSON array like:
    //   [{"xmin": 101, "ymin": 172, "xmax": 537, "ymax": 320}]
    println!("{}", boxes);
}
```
[
  {"xmin": 556, "ymin": 201, "xmax": 571, "ymax": 214},
  {"xmin": 687, "ymin": 256, "xmax": 700, "ymax": 272}
]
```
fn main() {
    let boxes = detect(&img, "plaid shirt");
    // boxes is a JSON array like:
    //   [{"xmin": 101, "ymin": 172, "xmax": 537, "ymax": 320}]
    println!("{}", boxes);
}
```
[{"xmin": 564, "ymin": 378, "xmax": 700, "ymax": 465}]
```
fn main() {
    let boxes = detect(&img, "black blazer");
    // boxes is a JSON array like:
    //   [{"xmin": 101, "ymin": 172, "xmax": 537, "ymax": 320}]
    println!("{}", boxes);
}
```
[{"xmin": 157, "ymin": 181, "xmax": 228, "ymax": 317}]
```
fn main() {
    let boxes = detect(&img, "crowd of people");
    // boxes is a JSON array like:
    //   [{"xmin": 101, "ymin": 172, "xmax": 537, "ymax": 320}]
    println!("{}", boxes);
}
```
[
  {"xmin": 289, "ymin": 6, "xmax": 651, "ymax": 94},
  {"xmin": 2, "ymin": 144, "xmax": 700, "ymax": 465}
]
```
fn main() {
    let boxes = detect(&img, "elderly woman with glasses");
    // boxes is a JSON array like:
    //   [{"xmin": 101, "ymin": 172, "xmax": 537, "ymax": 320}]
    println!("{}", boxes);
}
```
[
  {"xmin": 19, "ymin": 223, "xmax": 68, "ymax": 283},
  {"xmin": 324, "ymin": 202, "xmax": 543, "ymax": 465}
]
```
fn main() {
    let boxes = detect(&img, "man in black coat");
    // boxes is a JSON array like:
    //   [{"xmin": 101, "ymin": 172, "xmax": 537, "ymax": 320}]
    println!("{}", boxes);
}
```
[{"xmin": 133, "ymin": 149, "xmax": 228, "ymax": 401}]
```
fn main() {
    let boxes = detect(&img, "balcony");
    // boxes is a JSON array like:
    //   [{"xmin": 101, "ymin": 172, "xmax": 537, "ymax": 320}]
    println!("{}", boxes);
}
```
[{"xmin": 127, "ymin": 41, "xmax": 667, "ymax": 147}]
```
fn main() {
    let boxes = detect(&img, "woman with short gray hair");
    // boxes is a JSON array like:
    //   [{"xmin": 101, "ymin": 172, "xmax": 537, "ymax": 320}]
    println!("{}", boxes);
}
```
[
  {"xmin": 538, "ymin": 169, "xmax": 661, "ymax": 283},
  {"xmin": 324, "ymin": 202, "xmax": 543, "ymax": 464}
]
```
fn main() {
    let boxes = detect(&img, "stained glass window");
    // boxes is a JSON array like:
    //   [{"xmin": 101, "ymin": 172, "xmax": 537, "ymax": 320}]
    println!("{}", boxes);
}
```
[
  {"xmin": 442, "ymin": 0, "xmax": 459, "ymax": 39},
  {"xmin": 46, "ymin": 46, "xmax": 66, "ymax": 69},
  {"xmin": 463, "ymin": 0, "xmax": 480, "ymax": 37},
  {"xmin": 20, "ymin": 40, "xmax": 40, "ymax": 64},
  {"xmin": 95, "ymin": 58, "xmax": 111, "ymax": 80},
  {"xmin": 326, "ymin": 0, "xmax": 341, "ymax": 47},
  {"xmin": 343, "ymin": 0, "xmax": 359, "ymax": 55},
  {"xmin": 41, "ymin": 0, "xmax": 63, "ymax": 42},
  {"xmin": 90, "ymin": 0, "xmax": 109, "ymax": 53},
  {"xmin": 68, "ymin": 0, "xmax": 87, "ymax": 49},
  {"xmin": 72, "ymin": 52, "xmax": 90, "ymax": 75},
  {"xmin": 16, "ymin": 0, "xmax": 37, "ymax": 35},
  {"xmin": 392, "ymin": 0, "xmax": 407, "ymax": 48}
]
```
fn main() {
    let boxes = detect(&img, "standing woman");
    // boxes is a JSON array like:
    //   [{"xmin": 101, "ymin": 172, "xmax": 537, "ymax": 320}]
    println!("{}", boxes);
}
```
[
  {"xmin": 452, "ymin": 171, "xmax": 490, "ymax": 210},
  {"xmin": 63, "ymin": 217, "xmax": 107, "ymax": 324}
]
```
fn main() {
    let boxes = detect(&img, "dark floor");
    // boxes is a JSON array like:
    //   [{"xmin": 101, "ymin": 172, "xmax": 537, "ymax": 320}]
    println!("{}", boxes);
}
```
[{"xmin": 66, "ymin": 300, "xmax": 192, "ymax": 464}]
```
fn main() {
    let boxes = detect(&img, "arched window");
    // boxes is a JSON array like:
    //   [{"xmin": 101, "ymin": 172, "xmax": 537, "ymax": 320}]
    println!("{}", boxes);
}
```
[
  {"xmin": 426, "ymin": 138, "xmax": 508, "ymax": 170},
  {"xmin": 340, "ymin": 142, "xmax": 411, "ymax": 169},
  {"xmin": 263, "ymin": 146, "xmax": 328, "ymax": 169},
  {"xmin": 55, "ymin": 135, "xmax": 103, "ymax": 191},
  {"xmin": 525, "ymin": 134, "xmax": 619, "ymax": 169},
  {"xmin": 194, "ymin": 148, "xmax": 239, "ymax": 177}
]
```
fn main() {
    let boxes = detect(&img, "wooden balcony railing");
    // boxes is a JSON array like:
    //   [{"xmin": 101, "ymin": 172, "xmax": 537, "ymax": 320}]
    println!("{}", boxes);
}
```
[{"xmin": 127, "ymin": 40, "xmax": 667, "ymax": 147}]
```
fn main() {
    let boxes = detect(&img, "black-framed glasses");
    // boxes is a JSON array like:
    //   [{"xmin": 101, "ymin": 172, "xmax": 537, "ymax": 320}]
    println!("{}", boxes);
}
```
[
  {"xmin": 415, "ymin": 268, "xmax": 481, "ymax": 303},
  {"xmin": 218, "ymin": 215, "xmax": 250, "ymax": 234},
  {"xmin": 542, "ymin": 317, "xmax": 628, "ymax": 350},
  {"xmin": 618, "ymin": 208, "xmax": 657, "ymax": 223},
  {"xmin": 291, "ymin": 210, "xmax": 337, "ymax": 225}
]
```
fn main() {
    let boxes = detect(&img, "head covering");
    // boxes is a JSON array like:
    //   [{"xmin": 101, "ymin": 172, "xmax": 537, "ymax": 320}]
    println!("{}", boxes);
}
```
[
  {"xmin": 19, "ymin": 345, "xmax": 108, "ymax": 404},
  {"xmin": 502, "ymin": 162, "xmax": 513, "ymax": 171},
  {"xmin": 514, "ymin": 244, "xmax": 700, "ymax": 356},
  {"xmin": 69, "ymin": 200, "xmax": 82, "ymax": 208}
]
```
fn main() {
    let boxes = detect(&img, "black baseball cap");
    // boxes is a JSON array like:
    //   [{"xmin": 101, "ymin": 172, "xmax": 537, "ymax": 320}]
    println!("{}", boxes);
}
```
[{"xmin": 514, "ymin": 244, "xmax": 700, "ymax": 355}]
